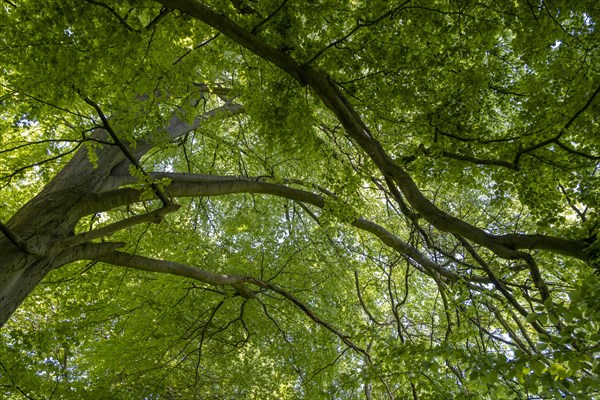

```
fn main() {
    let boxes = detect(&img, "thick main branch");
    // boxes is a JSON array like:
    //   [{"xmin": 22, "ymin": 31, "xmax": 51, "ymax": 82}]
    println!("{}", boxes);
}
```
[
  {"xmin": 153, "ymin": 0, "xmax": 589, "ymax": 262},
  {"xmin": 77, "ymin": 173, "xmax": 488, "ymax": 285}
]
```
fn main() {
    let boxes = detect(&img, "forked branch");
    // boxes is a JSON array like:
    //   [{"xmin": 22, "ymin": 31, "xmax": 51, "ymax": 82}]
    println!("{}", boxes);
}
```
[
  {"xmin": 82, "ymin": 96, "xmax": 172, "ymax": 206},
  {"xmin": 153, "ymin": 0, "xmax": 590, "ymax": 262},
  {"xmin": 89, "ymin": 250, "xmax": 368, "ymax": 356}
]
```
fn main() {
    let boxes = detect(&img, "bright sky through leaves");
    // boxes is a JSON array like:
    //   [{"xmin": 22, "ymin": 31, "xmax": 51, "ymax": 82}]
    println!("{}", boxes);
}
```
[{"xmin": 1, "ymin": 0, "xmax": 600, "ymax": 398}]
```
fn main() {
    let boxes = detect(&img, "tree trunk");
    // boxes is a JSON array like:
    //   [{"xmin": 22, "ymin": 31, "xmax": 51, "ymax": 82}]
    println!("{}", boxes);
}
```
[
  {"xmin": 0, "ymin": 101, "xmax": 243, "ymax": 327},
  {"xmin": 0, "ymin": 134, "xmax": 128, "ymax": 326}
]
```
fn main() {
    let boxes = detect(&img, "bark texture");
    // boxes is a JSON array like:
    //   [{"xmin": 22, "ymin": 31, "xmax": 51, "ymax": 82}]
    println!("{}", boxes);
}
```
[{"xmin": 0, "ymin": 102, "xmax": 241, "ymax": 326}]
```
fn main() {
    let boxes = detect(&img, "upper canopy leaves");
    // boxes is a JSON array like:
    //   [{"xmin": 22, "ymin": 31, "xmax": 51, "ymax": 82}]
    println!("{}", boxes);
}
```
[{"xmin": 1, "ymin": 0, "xmax": 600, "ymax": 398}]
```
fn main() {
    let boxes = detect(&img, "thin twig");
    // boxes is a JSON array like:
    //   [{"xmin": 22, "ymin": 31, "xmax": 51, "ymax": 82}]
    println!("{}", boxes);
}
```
[
  {"xmin": 246, "ymin": 277, "xmax": 370, "ymax": 359},
  {"xmin": 305, "ymin": 0, "xmax": 412, "ymax": 65},
  {"xmin": 251, "ymin": 0, "xmax": 289, "ymax": 34},
  {"xmin": 83, "ymin": 0, "xmax": 139, "ymax": 32},
  {"xmin": 145, "ymin": 6, "xmax": 171, "ymax": 30},
  {"xmin": 173, "ymin": 33, "xmax": 220, "ymax": 65}
]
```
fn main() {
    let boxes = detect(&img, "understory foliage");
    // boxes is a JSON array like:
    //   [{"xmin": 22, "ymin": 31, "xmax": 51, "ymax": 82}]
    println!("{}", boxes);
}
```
[{"xmin": 1, "ymin": 0, "xmax": 600, "ymax": 398}]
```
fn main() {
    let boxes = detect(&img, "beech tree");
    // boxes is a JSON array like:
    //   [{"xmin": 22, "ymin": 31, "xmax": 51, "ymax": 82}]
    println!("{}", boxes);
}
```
[{"xmin": 1, "ymin": 0, "xmax": 599, "ymax": 398}]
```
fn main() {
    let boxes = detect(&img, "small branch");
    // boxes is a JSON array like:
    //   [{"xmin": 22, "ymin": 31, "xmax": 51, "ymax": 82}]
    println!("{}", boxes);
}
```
[
  {"xmin": 173, "ymin": 33, "xmax": 220, "ymax": 65},
  {"xmin": 505, "ymin": 306, "xmax": 538, "ymax": 350},
  {"xmin": 1, "ymin": 143, "xmax": 84, "ymax": 185},
  {"xmin": 354, "ymin": 217, "xmax": 490, "ymax": 284},
  {"xmin": 0, "ymin": 138, "xmax": 108, "ymax": 156},
  {"xmin": 555, "ymin": 140, "xmax": 600, "ymax": 160},
  {"xmin": 145, "ymin": 6, "xmax": 172, "ymax": 30},
  {"xmin": 62, "ymin": 204, "xmax": 180, "ymax": 246},
  {"xmin": 436, "ymin": 83, "xmax": 600, "ymax": 169},
  {"xmin": 514, "ymin": 83, "xmax": 600, "ymax": 166},
  {"xmin": 0, "ymin": 221, "xmax": 45, "ymax": 256},
  {"xmin": 521, "ymin": 253, "xmax": 550, "ymax": 303},
  {"xmin": 557, "ymin": 181, "xmax": 587, "ymax": 222},
  {"xmin": 454, "ymin": 235, "xmax": 529, "ymax": 318},
  {"xmin": 0, "ymin": 83, "xmax": 88, "ymax": 118},
  {"xmin": 305, "ymin": 347, "xmax": 350, "ymax": 384},
  {"xmin": 488, "ymin": 304, "xmax": 532, "ymax": 354},
  {"xmin": 251, "ymin": 0, "xmax": 289, "ymax": 34},
  {"xmin": 83, "ymin": 0, "xmax": 139, "ymax": 32},
  {"xmin": 194, "ymin": 300, "xmax": 224, "ymax": 384},
  {"xmin": 354, "ymin": 271, "xmax": 388, "ymax": 326},
  {"xmin": 420, "ymin": 143, "xmax": 518, "ymax": 170},
  {"xmin": 0, "ymin": 361, "xmax": 35, "ymax": 400},
  {"xmin": 305, "ymin": 0, "xmax": 412, "ymax": 65},
  {"xmin": 560, "ymin": 84, "xmax": 600, "ymax": 132},
  {"xmin": 296, "ymin": 201, "xmax": 321, "ymax": 226},
  {"xmin": 81, "ymin": 96, "xmax": 172, "ymax": 206},
  {"xmin": 468, "ymin": 316, "xmax": 518, "ymax": 347},
  {"xmin": 93, "ymin": 250, "xmax": 367, "ymax": 355},
  {"xmin": 437, "ymin": 128, "xmax": 522, "ymax": 144},
  {"xmin": 246, "ymin": 277, "xmax": 370, "ymax": 358},
  {"xmin": 442, "ymin": 150, "xmax": 517, "ymax": 170}
]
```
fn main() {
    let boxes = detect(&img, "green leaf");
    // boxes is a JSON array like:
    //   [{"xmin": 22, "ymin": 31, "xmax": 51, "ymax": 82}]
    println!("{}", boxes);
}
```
[{"xmin": 1, "ymin": 1, "xmax": 600, "ymax": 398}]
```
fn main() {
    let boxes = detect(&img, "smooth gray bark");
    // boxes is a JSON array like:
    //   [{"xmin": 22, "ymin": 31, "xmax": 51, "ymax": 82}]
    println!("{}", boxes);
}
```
[{"xmin": 0, "ymin": 102, "xmax": 242, "ymax": 326}]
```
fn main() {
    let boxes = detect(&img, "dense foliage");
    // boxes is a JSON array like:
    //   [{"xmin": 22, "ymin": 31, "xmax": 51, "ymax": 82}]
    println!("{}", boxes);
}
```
[{"xmin": 1, "ymin": 0, "xmax": 600, "ymax": 398}]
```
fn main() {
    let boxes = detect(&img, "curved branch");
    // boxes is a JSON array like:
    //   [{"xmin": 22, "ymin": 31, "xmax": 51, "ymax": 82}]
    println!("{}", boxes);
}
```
[
  {"xmin": 89, "ymin": 251, "xmax": 367, "ymax": 355},
  {"xmin": 555, "ymin": 140, "xmax": 600, "ymax": 160},
  {"xmin": 173, "ymin": 33, "xmax": 220, "ymax": 65},
  {"xmin": 441, "ymin": 151, "xmax": 517, "ymax": 169},
  {"xmin": 354, "ymin": 271, "xmax": 389, "ymax": 326},
  {"xmin": 420, "ymin": 144, "xmax": 518, "ymax": 170},
  {"xmin": 352, "ymin": 217, "xmax": 491, "ymax": 284},
  {"xmin": 154, "ymin": 0, "xmax": 305, "ymax": 84},
  {"xmin": 305, "ymin": 0, "xmax": 412, "ymax": 65},
  {"xmin": 251, "ymin": 0, "xmax": 289, "ymax": 34},
  {"xmin": 92, "ymin": 251, "xmax": 254, "ymax": 298},
  {"xmin": 513, "ymin": 83, "xmax": 600, "ymax": 166},
  {"xmin": 145, "ymin": 6, "xmax": 172, "ymax": 31},
  {"xmin": 62, "ymin": 204, "xmax": 180, "ymax": 247},
  {"xmin": 245, "ymin": 277, "xmax": 369, "ymax": 357},
  {"xmin": 153, "ymin": 0, "xmax": 590, "ymax": 262},
  {"xmin": 75, "ymin": 173, "xmax": 490, "ymax": 284},
  {"xmin": 82, "ymin": 96, "xmax": 172, "ymax": 206},
  {"xmin": 83, "ymin": 0, "xmax": 139, "ymax": 32}
]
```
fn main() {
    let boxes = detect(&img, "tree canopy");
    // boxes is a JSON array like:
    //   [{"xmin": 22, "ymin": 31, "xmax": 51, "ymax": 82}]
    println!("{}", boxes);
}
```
[{"xmin": 1, "ymin": 0, "xmax": 600, "ymax": 398}]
